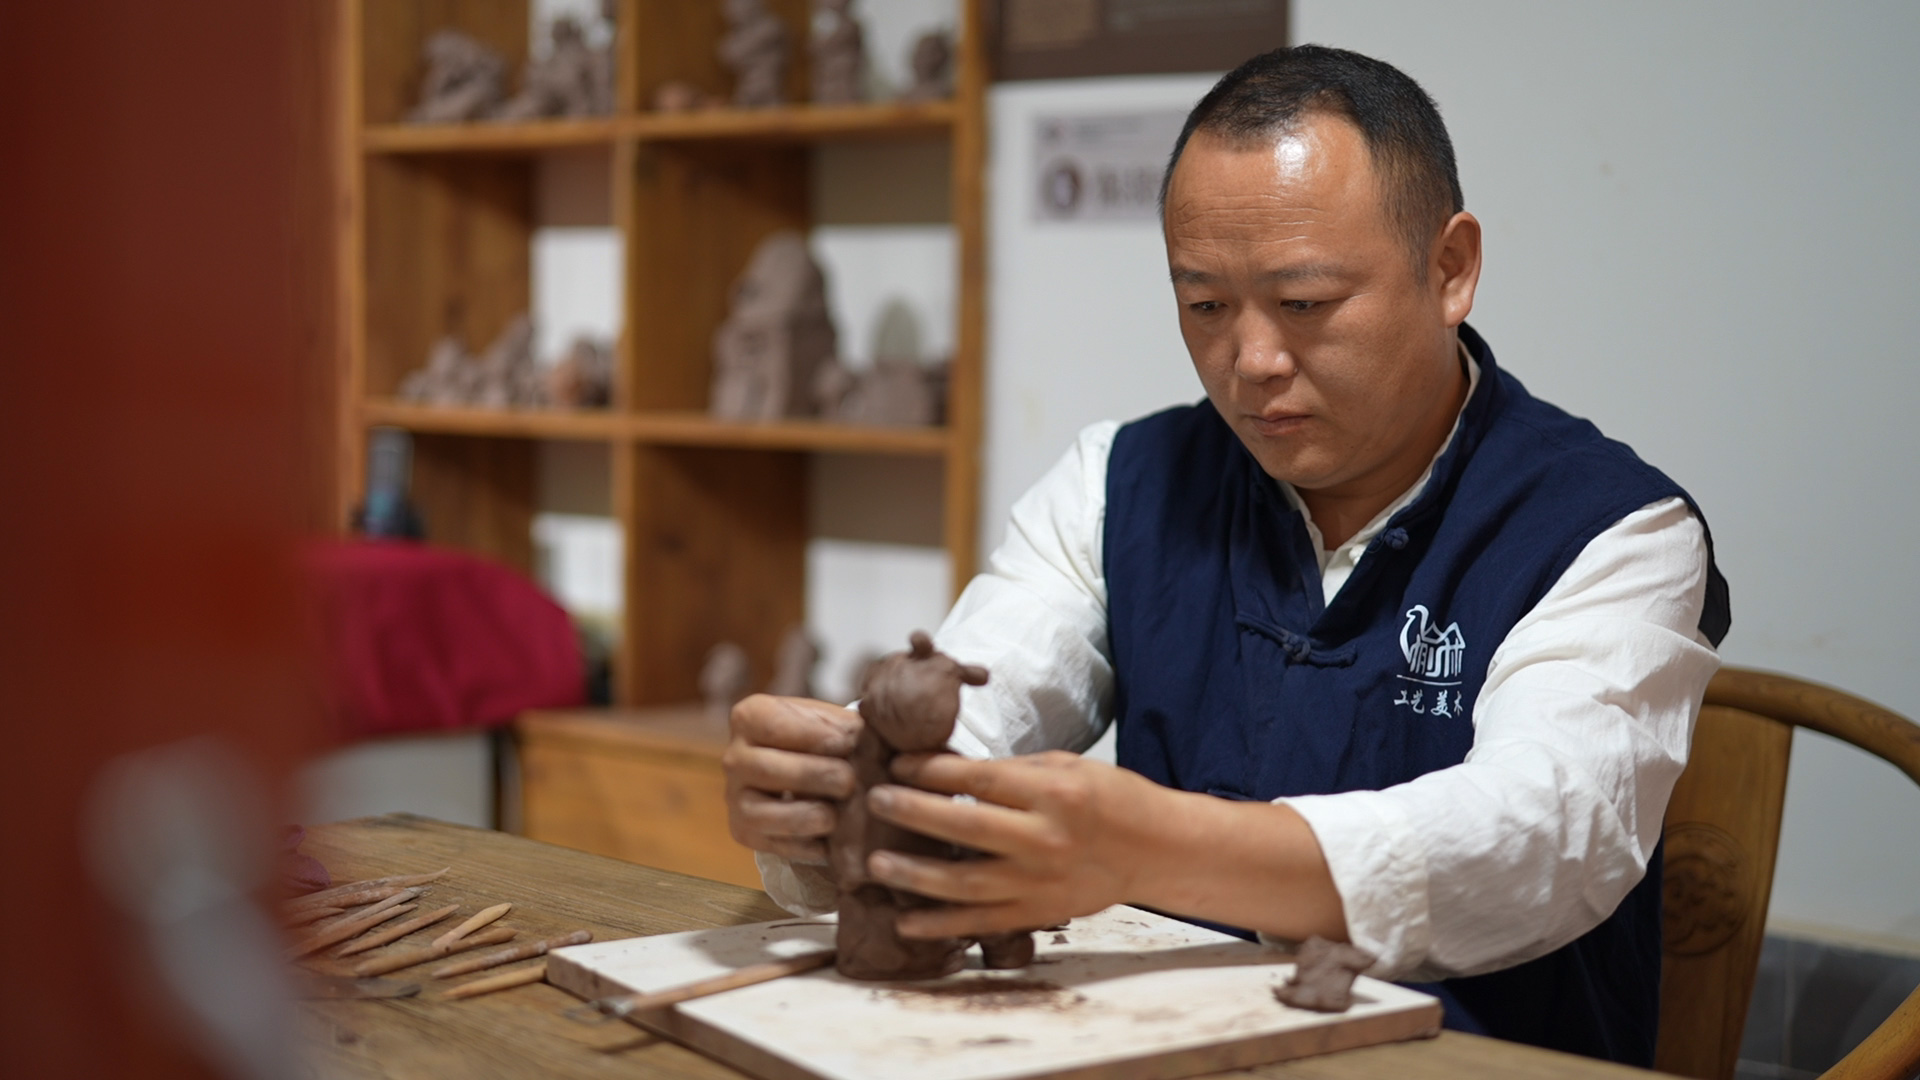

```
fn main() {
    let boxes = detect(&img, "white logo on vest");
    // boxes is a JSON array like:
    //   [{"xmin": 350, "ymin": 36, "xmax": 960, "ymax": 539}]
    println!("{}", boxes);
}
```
[{"xmin": 1395, "ymin": 605, "xmax": 1465, "ymax": 717}]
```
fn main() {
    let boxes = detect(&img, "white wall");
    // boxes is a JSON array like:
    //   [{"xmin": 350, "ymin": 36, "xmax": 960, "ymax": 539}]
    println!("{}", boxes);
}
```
[{"xmin": 979, "ymin": 2, "xmax": 1920, "ymax": 944}]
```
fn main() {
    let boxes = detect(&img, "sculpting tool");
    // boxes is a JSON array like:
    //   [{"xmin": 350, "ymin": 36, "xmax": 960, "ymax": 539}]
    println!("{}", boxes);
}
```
[
  {"xmin": 566, "ymin": 950, "xmax": 836, "ymax": 1023},
  {"xmin": 440, "ymin": 963, "xmax": 548, "ymax": 1001},
  {"xmin": 289, "ymin": 868, "xmax": 450, "ymax": 912},
  {"xmin": 431, "ymin": 929, "xmax": 591, "ymax": 978},
  {"xmin": 354, "ymin": 925, "xmax": 518, "ymax": 977},
  {"xmin": 335, "ymin": 902, "xmax": 461, "ymax": 958},
  {"xmin": 432, "ymin": 902, "xmax": 512, "ymax": 949},
  {"xmin": 287, "ymin": 889, "xmax": 424, "ymax": 959}
]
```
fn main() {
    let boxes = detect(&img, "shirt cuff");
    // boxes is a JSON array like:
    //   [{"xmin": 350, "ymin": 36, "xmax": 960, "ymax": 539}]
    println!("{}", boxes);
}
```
[
  {"xmin": 1278, "ymin": 791, "xmax": 1432, "ymax": 978},
  {"xmin": 755, "ymin": 852, "xmax": 838, "ymax": 916}
]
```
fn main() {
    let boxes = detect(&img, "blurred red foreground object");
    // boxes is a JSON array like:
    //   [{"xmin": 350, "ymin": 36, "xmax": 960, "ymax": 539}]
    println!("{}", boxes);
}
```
[{"xmin": 307, "ymin": 541, "xmax": 586, "ymax": 738}]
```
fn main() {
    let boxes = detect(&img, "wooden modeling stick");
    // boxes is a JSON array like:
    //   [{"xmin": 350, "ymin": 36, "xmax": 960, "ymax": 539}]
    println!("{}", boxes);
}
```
[
  {"xmin": 354, "ymin": 926, "xmax": 518, "ymax": 978},
  {"xmin": 582, "ymin": 950, "xmax": 836, "ymax": 1021},
  {"xmin": 433, "ymin": 902, "xmax": 512, "ymax": 949},
  {"xmin": 440, "ymin": 964, "xmax": 548, "ymax": 1001},
  {"xmin": 287, "ymin": 890, "xmax": 422, "ymax": 959},
  {"xmin": 284, "ymin": 905, "xmax": 346, "ymax": 928},
  {"xmin": 289, "ymin": 868, "xmax": 450, "ymax": 912},
  {"xmin": 335, "ymin": 903, "xmax": 461, "ymax": 958},
  {"xmin": 431, "ymin": 930, "xmax": 591, "ymax": 978}
]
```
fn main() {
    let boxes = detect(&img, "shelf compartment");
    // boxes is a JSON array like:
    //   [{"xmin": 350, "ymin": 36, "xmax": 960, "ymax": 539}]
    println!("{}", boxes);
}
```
[
  {"xmin": 363, "ymin": 399, "xmax": 627, "ymax": 441},
  {"xmin": 628, "ymin": 412, "xmax": 949, "ymax": 455},
  {"xmin": 631, "ymin": 101, "xmax": 956, "ymax": 144},
  {"xmin": 364, "ymin": 118, "xmax": 624, "ymax": 155}
]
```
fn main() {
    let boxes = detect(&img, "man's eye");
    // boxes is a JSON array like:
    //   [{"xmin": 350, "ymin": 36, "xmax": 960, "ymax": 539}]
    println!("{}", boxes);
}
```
[
  {"xmin": 1283, "ymin": 300, "xmax": 1319, "ymax": 313},
  {"xmin": 1189, "ymin": 301, "xmax": 1224, "ymax": 313}
]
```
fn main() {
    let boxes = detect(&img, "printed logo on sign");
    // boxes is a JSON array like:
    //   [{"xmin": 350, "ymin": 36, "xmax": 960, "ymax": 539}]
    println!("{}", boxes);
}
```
[{"xmin": 1399, "ymin": 604, "xmax": 1464, "ymax": 680}]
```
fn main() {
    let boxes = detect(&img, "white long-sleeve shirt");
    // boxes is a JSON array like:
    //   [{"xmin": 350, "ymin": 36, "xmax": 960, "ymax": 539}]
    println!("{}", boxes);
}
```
[{"xmin": 761, "ymin": 392, "xmax": 1720, "ymax": 982}]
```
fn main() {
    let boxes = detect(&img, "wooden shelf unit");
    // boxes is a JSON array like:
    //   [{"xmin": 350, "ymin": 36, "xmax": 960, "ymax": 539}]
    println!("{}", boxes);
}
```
[{"xmin": 336, "ymin": 0, "xmax": 987, "ymax": 706}]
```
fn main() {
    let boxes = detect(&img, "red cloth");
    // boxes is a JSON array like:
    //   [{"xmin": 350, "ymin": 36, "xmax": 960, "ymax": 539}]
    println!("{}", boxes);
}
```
[{"xmin": 305, "ymin": 540, "xmax": 585, "ymax": 738}]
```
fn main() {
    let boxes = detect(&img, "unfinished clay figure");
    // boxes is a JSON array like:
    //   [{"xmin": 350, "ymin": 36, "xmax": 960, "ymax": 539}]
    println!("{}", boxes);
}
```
[
  {"xmin": 720, "ymin": 0, "xmax": 789, "ymax": 108},
  {"xmin": 810, "ymin": 0, "xmax": 865, "ymax": 105},
  {"xmin": 1273, "ymin": 937, "xmax": 1376, "ymax": 1013},
  {"xmin": 409, "ymin": 29, "xmax": 509, "ymax": 123},
  {"xmin": 816, "ymin": 357, "xmax": 939, "ymax": 426},
  {"xmin": 701, "ymin": 643, "xmax": 752, "ymax": 722},
  {"xmin": 897, "ymin": 29, "xmax": 954, "ymax": 103},
  {"xmin": 830, "ymin": 632, "xmax": 1036, "ymax": 980},
  {"xmin": 764, "ymin": 626, "xmax": 820, "ymax": 699},
  {"xmin": 493, "ymin": 16, "xmax": 614, "ymax": 121},
  {"xmin": 710, "ymin": 231, "xmax": 839, "ymax": 421}
]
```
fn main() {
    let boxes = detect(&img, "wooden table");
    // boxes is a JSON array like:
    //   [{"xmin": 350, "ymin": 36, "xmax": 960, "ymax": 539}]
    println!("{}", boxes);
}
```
[{"xmin": 299, "ymin": 815, "xmax": 1668, "ymax": 1080}]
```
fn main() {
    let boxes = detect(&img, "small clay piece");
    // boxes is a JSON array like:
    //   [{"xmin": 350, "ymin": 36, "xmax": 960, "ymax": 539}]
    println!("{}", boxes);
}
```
[
  {"xmin": 710, "ymin": 231, "xmax": 839, "ymax": 421},
  {"xmin": 810, "ymin": 0, "xmax": 865, "ymax": 105},
  {"xmin": 831, "ymin": 631, "xmax": 1037, "ymax": 980},
  {"xmin": 701, "ymin": 642, "xmax": 752, "ymax": 721},
  {"xmin": 898, "ymin": 29, "xmax": 954, "ymax": 103},
  {"xmin": 652, "ymin": 80, "xmax": 713, "ymax": 113},
  {"xmin": 720, "ymin": 0, "xmax": 789, "ymax": 108},
  {"xmin": 395, "ymin": 316, "xmax": 610, "ymax": 410},
  {"xmin": 493, "ymin": 16, "xmax": 615, "ymax": 121},
  {"xmin": 765, "ymin": 626, "xmax": 820, "ymax": 699},
  {"xmin": 1273, "ymin": 936, "xmax": 1376, "ymax": 1013},
  {"xmin": 410, "ymin": 29, "xmax": 509, "ymax": 123}
]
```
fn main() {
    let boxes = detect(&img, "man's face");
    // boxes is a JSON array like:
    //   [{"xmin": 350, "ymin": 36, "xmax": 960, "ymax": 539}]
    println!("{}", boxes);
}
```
[{"xmin": 1163, "ymin": 115, "xmax": 1471, "ymax": 497}]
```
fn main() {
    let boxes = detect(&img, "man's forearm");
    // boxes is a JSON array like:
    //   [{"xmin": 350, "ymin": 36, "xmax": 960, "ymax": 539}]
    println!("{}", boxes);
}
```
[{"xmin": 1130, "ymin": 789, "xmax": 1348, "ymax": 944}]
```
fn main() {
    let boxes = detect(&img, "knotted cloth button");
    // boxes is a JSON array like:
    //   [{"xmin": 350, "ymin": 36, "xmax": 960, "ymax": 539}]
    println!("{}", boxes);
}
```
[{"xmin": 1379, "ymin": 528, "xmax": 1410, "ymax": 550}]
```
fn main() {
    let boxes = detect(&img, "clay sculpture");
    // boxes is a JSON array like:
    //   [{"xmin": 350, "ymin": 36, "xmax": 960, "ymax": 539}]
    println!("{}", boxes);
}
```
[
  {"xmin": 493, "ymin": 15, "xmax": 615, "ymax": 121},
  {"xmin": 898, "ymin": 29, "xmax": 954, "ymax": 103},
  {"xmin": 720, "ymin": 0, "xmax": 789, "ymax": 108},
  {"xmin": 810, "ymin": 0, "xmax": 865, "ymax": 105},
  {"xmin": 396, "ymin": 318, "xmax": 612, "ymax": 410},
  {"xmin": 409, "ymin": 29, "xmax": 509, "ymax": 123},
  {"xmin": 764, "ymin": 626, "xmax": 820, "ymax": 700},
  {"xmin": 701, "ymin": 643, "xmax": 752, "ymax": 722},
  {"xmin": 830, "ymin": 632, "xmax": 1036, "ymax": 979},
  {"xmin": 1273, "ymin": 937, "xmax": 1376, "ymax": 1012},
  {"xmin": 710, "ymin": 231, "xmax": 839, "ymax": 421}
]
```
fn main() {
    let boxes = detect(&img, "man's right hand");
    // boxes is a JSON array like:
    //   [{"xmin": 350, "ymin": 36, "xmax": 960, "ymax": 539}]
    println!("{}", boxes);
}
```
[{"xmin": 723, "ymin": 694, "xmax": 862, "ymax": 864}]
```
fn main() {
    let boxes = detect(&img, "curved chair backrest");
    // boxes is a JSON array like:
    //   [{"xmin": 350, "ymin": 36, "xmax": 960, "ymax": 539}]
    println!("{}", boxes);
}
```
[{"xmin": 1656, "ymin": 667, "xmax": 1920, "ymax": 1080}]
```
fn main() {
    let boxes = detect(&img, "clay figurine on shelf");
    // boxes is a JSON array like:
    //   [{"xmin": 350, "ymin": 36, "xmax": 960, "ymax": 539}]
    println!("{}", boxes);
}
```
[
  {"xmin": 409, "ymin": 29, "xmax": 509, "ymax": 123},
  {"xmin": 710, "ymin": 231, "xmax": 839, "ymax": 422},
  {"xmin": 764, "ymin": 626, "xmax": 820, "ymax": 699},
  {"xmin": 493, "ymin": 15, "xmax": 615, "ymax": 121},
  {"xmin": 701, "ymin": 642, "xmax": 752, "ymax": 722},
  {"xmin": 1273, "ymin": 937, "xmax": 1376, "ymax": 1013},
  {"xmin": 897, "ymin": 29, "xmax": 954, "ymax": 103},
  {"xmin": 809, "ymin": 0, "xmax": 865, "ymax": 105},
  {"xmin": 396, "ymin": 316, "xmax": 611, "ymax": 410},
  {"xmin": 720, "ymin": 0, "xmax": 789, "ymax": 108},
  {"xmin": 830, "ymin": 632, "xmax": 1037, "ymax": 980},
  {"xmin": 544, "ymin": 336, "xmax": 614, "ymax": 409},
  {"xmin": 815, "ymin": 357, "xmax": 941, "ymax": 427}
]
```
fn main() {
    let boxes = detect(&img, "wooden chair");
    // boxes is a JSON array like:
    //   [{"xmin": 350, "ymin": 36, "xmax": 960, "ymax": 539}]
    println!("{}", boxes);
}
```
[{"xmin": 1656, "ymin": 667, "xmax": 1920, "ymax": 1080}]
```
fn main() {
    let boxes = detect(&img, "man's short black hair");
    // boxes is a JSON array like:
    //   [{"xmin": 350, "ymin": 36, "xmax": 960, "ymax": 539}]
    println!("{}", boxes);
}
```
[{"xmin": 1161, "ymin": 45, "xmax": 1464, "ymax": 273}]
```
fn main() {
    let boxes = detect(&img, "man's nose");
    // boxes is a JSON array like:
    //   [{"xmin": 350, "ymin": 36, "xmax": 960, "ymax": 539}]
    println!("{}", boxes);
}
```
[{"xmin": 1232, "ymin": 314, "xmax": 1297, "ymax": 382}]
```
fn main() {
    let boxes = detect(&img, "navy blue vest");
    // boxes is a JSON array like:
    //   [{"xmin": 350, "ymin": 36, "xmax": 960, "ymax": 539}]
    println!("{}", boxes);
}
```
[{"xmin": 1104, "ymin": 325, "xmax": 1730, "ymax": 1065}]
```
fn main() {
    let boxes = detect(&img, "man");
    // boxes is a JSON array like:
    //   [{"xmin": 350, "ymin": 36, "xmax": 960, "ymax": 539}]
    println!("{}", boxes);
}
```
[{"xmin": 723, "ymin": 45, "xmax": 1728, "ymax": 1064}]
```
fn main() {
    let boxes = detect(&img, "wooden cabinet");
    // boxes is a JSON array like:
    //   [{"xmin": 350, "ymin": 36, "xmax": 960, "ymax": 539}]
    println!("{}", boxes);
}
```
[
  {"xmin": 514, "ymin": 707, "xmax": 759, "ymax": 889},
  {"xmin": 334, "ymin": 0, "xmax": 988, "ymax": 706}
]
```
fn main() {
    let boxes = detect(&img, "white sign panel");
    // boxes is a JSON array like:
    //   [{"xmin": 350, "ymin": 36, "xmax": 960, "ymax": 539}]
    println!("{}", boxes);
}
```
[{"xmin": 1032, "ymin": 109, "xmax": 1188, "ymax": 223}]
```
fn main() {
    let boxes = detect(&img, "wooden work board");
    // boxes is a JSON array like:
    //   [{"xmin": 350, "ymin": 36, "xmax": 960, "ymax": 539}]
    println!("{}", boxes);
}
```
[{"xmin": 548, "ymin": 906, "xmax": 1442, "ymax": 1080}]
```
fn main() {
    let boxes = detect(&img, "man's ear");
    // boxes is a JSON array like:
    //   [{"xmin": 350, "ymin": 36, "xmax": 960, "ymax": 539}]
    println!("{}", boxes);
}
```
[{"xmin": 1431, "ymin": 211, "xmax": 1482, "ymax": 328}]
